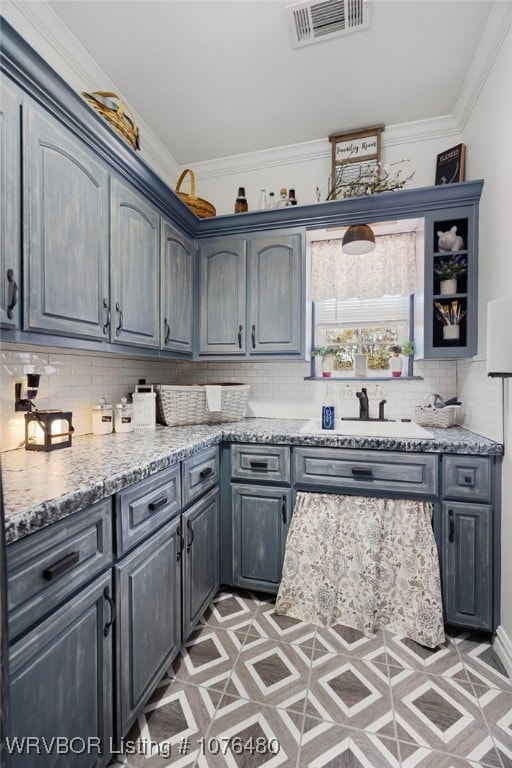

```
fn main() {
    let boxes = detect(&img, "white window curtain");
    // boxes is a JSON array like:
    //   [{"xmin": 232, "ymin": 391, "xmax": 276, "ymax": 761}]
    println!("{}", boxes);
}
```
[{"xmin": 311, "ymin": 233, "xmax": 416, "ymax": 301}]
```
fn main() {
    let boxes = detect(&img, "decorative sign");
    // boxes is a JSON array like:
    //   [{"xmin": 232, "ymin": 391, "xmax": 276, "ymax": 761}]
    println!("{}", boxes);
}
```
[
  {"xmin": 329, "ymin": 125, "xmax": 384, "ymax": 199},
  {"xmin": 435, "ymin": 144, "xmax": 466, "ymax": 185}
]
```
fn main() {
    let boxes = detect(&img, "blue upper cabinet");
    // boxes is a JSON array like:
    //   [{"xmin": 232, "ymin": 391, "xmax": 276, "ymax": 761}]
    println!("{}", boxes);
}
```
[
  {"xmin": 23, "ymin": 103, "xmax": 110, "ymax": 340},
  {"xmin": 197, "ymin": 231, "xmax": 304, "ymax": 359},
  {"xmin": 110, "ymin": 178, "xmax": 160, "ymax": 348},
  {"xmin": 160, "ymin": 218, "xmax": 194, "ymax": 355},
  {"xmin": 0, "ymin": 79, "xmax": 20, "ymax": 329}
]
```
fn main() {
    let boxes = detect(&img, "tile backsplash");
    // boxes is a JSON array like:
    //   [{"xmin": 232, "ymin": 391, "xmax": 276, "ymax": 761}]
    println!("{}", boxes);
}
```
[{"xmin": 1, "ymin": 345, "xmax": 462, "ymax": 452}]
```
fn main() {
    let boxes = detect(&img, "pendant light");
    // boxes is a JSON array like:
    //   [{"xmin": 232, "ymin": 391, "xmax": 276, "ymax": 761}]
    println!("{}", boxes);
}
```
[{"xmin": 342, "ymin": 224, "xmax": 376, "ymax": 255}]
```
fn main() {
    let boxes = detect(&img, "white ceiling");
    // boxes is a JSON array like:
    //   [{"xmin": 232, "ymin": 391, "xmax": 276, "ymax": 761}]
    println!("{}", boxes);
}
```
[{"xmin": 46, "ymin": 0, "xmax": 494, "ymax": 166}]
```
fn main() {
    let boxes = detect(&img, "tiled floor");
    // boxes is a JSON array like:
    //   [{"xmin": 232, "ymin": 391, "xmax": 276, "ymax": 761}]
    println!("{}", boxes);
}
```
[{"xmin": 111, "ymin": 588, "xmax": 512, "ymax": 768}]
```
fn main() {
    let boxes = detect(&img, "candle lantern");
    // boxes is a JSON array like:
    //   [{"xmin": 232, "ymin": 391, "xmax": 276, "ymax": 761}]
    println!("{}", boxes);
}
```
[{"xmin": 24, "ymin": 410, "xmax": 74, "ymax": 452}]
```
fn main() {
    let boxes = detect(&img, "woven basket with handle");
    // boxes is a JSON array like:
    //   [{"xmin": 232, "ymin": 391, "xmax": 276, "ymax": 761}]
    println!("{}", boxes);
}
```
[
  {"xmin": 82, "ymin": 91, "xmax": 140, "ymax": 150},
  {"xmin": 175, "ymin": 169, "xmax": 216, "ymax": 218}
]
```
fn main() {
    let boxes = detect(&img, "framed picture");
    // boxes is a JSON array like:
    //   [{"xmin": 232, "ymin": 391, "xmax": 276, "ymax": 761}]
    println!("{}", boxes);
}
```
[
  {"xmin": 328, "ymin": 125, "xmax": 384, "ymax": 199},
  {"xmin": 435, "ymin": 144, "xmax": 466, "ymax": 185}
]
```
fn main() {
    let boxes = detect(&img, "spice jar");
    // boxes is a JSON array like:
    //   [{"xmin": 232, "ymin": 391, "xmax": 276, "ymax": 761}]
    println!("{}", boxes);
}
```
[
  {"xmin": 114, "ymin": 397, "xmax": 134, "ymax": 433},
  {"xmin": 91, "ymin": 397, "xmax": 113, "ymax": 435}
]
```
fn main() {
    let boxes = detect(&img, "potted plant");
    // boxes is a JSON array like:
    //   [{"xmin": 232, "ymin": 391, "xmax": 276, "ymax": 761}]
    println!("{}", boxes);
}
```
[
  {"xmin": 387, "ymin": 340, "xmax": 414, "ymax": 378},
  {"xmin": 434, "ymin": 255, "xmax": 467, "ymax": 295},
  {"xmin": 312, "ymin": 346, "xmax": 336, "ymax": 377}
]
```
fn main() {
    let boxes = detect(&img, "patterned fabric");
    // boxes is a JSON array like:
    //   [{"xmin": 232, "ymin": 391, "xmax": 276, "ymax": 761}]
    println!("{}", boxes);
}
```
[
  {"xmin": 311, "ymin": 233, "xmax": 416, "ymax": 300},
  {"xmin": 275, "ymin": 492, "xmax": 445, "ymax": 648}
]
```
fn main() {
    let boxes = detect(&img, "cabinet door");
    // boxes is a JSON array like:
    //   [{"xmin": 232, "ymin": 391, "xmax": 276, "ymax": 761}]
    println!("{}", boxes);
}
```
[
  {"xmin": 198, "ymin": 239, "xmax": 246, "ymax": 355},
  {"xmin": 421, "ymin": 206, "xmax": 478, "ymax": 359},
  {"xmin": 0, "ymin": 80, "xmax": 20, "ymax": 329},
  {"xmin": 161, "ymin": 218, "xmax": 193, "ymax": 354},
  {"xmin": 115, "ymin": 517, "xmax": 181, "ymax": 740},
  {"xmin": 182, "ymin": 487, "xmax": 219, "ymax": 640},
  {"xmin": 23, "ymin": 104, "xmax": 110, "ymax": 339},
  {"xmin": 9, "ymin": 571, "xmax": 113, "ymax": 768},
  {"xmin": 442, "ymin": 501, "xmax": 492, "ymax": 630},
  {"xmin": 110, "ymin": 178, "xmax": 160, "ymax": 347},
  {"xmin": 232, "ymin": 484, "xmax": 291, "ymax": 593},
  {"xmin": 247, "ymin": 233, "xmax": 302, "ymax": 355}
]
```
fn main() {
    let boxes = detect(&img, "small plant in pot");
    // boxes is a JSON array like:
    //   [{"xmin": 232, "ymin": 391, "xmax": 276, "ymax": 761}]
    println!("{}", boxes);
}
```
[
  {"xmin": 434, "ymin": 255, "xmax": 467, "ymax": 295},
  {"xmin": 387, "ymin": 340, "xmax": 414, "ymax": 378},
  {"xmin": 312, "ymin": 346, "xmax": 336, "ymax": 377}
]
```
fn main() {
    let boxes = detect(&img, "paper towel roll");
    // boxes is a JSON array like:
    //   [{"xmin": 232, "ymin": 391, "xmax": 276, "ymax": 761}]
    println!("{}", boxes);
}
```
[{"xmin": 487, "ymin": 299, "xmax": 512, "ymax": 377}]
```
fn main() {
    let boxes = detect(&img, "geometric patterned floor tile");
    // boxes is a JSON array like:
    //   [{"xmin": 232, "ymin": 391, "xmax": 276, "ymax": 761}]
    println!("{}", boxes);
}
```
[
  {"xmin": 391, "ymin": 670, "xmax": 496, "ymax": 762},
  {"xmin": 203, "ymin": 696, "xmax": 302, "ymax": 767},
  {"xmin": 230, "ymin": 636, "xmax": 313, "ymax": 711},
  {"xmin": 169, "ymin": 625, "xmax": 242, "ymax": 689},
  {"xmin": 384, "ymin": 632, "xmax": 464, "ymax": 677},
  {"xmin": 120, "ymin": 679, "xmax": 214, "ymax": 767},
  {"xmin": 477, "ymin": 686, "xmax": 512, "ymax": 760},
  {"xmin": 298, "ymin": 721, "xmax": 400, "ymax": 767},
  {"xmin": 458, "ymin": 642, "xmax": 512, "ymax": 693},
  {"xmin": 306, "ymin": 654, "xmax": 394, "ymax": 731},
  {"xmin": 201, "ymin": 589, "xmax": 261, "ymax": 632},
  {"xmin": 396, "ymin": 744, "xmax": 499, "ymax": 768},
  {"xmin": 315, "ymin": 624, "xmax": 389, "ymax": 663},
  {"xmin": 248, "ymin": 603, "xmax": 317, "ymax": 648}
]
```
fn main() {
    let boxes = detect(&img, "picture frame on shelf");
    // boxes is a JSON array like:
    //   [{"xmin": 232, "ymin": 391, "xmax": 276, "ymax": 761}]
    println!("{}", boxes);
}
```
[
  {"xmin": 435, "ymin": 144, "xmax": 466, "ymax": 185},
  {"xmin": 328, "ymin": 125, "xmax": 384, "ymax": 199}
]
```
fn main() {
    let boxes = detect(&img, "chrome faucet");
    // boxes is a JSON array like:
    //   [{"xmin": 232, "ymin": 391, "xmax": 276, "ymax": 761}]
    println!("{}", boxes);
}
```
[{"xmin": 356, "ymin": 388, "xmax": 369, "ymax": 420}]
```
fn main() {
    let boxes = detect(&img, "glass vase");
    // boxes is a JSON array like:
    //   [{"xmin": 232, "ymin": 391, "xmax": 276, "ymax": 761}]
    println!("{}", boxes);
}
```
[{"xmin": 389, "ymin": 354, "xmax": 403, "ymax": 377}]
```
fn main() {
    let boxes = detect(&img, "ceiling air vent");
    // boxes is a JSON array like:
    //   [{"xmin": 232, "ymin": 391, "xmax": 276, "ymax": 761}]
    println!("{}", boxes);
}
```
[{"xmin": 286, "ymin": 0, "xmax": 370, "ymax": 48}]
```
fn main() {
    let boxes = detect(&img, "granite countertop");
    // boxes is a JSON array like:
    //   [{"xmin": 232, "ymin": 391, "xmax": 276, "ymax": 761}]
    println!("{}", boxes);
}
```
[{"xmin": 1, "ymin": 418, "xmax": 503, "ymax": 545}]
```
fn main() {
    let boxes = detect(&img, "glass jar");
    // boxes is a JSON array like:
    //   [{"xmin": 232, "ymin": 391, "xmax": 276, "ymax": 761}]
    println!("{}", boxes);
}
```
[
  {"xmin": 114, "ymin": 398, "xmax": 134, "ymax": 433},
  {"xmin": 91, "ymin": 397, "xmax": 113, "ymax": 435}
]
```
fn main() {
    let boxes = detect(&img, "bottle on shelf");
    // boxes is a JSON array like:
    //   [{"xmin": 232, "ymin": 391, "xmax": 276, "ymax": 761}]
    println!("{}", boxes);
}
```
[
  {"xmin": 288, "ymin": 189, "xmax": 297, "ymax": 205},
  {"xmin": 268, "ymin": 192, "xmax": 275, "ymax": 207},
  {"xmin": 275, "ymin": 188, "xmax": 291, "ymax": 208},
  {"xmin": 258, "ymin": 189, "xmax": 268, "ymax": 210},
  {"xmin": 321, "ymin": 384, "xmax": 335, "ymax": 430},
  {"xmin": 234, "ymin": 187, "xmax": 248, "ymax": 213}
]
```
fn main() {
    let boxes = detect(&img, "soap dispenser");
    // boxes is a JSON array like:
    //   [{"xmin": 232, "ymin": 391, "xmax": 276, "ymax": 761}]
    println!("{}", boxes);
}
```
[{"xmin": 322, "ymin": 384, "xmax": 335, "ymax": 430}]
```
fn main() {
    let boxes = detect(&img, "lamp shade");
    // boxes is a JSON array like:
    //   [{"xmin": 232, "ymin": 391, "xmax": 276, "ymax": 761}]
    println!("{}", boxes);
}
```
[{"xmin": 342, "ymin": 224, "xmax": 376, "ymax": 255}]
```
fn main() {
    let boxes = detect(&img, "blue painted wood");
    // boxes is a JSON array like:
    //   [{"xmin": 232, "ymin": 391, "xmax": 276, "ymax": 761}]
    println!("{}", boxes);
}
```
[
  {"xmin": 181, "ymin": 445, "xmax": 219, "ymax": 508},
  {"xmin": 442, "ymin": 501, "xmax": 492, "ymax": 629},
  {"xmin": 161, "ymin": 217, "xmax": 194, "ymax": 354},
  {"xmin": 0, "ymin": 78, "xmax": 20, "ymax": 329},
  {"xmin": 442, "ymin": 455, "xmax": 491, "ymax": 502},
  {"xmin": 9, "ymin": 571, "xmax": 113, "ymax": 768},
  {"xmin": 231, "ymin": 444, "xmax": 291, "ymax": 484},
  {"xmin": 231, "ymin": 483, "xmax": 291, "ymax": 593},
  {"xmin": 182, "ymin": 487, "xmax": 219, "ymax": 640},
  {"xmin": 115, "ymin": 517, "xmax": 181, "ymax": 741},
  {"xmin": 7, "ymin": 498, "xmax": 113, "ymax": 641},
  {"xmin": 110, "ymin": 177, "xmax": 160, "ymax": 348},
  {"xmin": 23, "ymin": 102, "xmax": 110, "ymax": 339}
]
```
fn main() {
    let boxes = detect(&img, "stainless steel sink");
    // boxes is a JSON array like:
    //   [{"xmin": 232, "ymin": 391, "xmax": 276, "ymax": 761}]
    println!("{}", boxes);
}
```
[{"xmin": 300, "ymin": 419, "xmax": 435, "ymax": 439}]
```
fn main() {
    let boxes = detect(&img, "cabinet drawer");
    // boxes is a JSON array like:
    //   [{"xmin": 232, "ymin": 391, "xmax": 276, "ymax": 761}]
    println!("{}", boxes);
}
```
[
  {"xmin": 182, "ymin": 446, "xmax": 219, "ymax": 507},
  {"xmin": 7, "ymin": 498, "xmax": 113, "ymax": 640},
  {"xmin": 116, "ymin": 465, "xmax": 181, "ymax": 555},
  {"xmin": 231, "ymin": 444, "xmax": 290, "ymax": 484},
  {"xmin": 294, "ymin": 447, "xmax": 438, "ymax": 497},
  {"xmin": 442, "ymin": 455, "xmax": 492, "ymax": 502}
]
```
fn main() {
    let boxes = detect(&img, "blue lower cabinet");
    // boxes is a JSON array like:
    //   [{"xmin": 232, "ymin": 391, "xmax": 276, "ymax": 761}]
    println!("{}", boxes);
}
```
[
  {"xmin": 231, "ymin": 484, "xmax": 292, "ymax": 593},
  {"xmin": 442, "ymin": 501, "xmax": 492, "ymax": 630},
  {"xmin": 115, "ymin": 517, "xmax": 181, "ymax": 741},
  {"xmin": 9, "ymin": 571, "xmax": 113, "ymax": 768},
  {"xmin": 181, "ymin": 487, "xmax": 220, "ymax": 641}
]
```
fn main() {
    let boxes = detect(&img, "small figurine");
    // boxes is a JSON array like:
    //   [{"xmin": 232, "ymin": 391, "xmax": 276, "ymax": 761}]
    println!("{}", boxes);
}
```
[
  {"xmin": 437, "ymin": 226, "xmax": 464, "ymax": 252},
  {"xmin": 275, "ymin": 188, "xmax": 291, "ymax": 208}
]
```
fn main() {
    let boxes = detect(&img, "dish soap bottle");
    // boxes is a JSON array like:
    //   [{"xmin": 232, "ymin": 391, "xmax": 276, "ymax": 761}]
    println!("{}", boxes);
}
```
[{"xmin": 322, "ymin": 384, "xmax": 335, "ymax": 430}]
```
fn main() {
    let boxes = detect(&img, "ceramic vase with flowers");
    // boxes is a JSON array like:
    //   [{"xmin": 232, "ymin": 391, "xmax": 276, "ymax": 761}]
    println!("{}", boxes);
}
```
[
  {"xmin": 387, "ymin": 341, "xmax": 414, "ymax": 378},
  {"xmin": 312, "ymin": 346, "xmax": 335, "ymax": 378},
  {"xmin": 434, "ymin": 255, "xmax": 467, "ymax": 295}
]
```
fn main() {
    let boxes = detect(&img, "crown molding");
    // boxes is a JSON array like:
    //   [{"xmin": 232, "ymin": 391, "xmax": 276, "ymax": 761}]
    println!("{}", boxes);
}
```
[
  {"xmin": 1, "ymin": 0, "xmax": 181, "ymax": 186},
  {"xmin": 454, "ymin": 1, "xmax": 512, "ymax": 131}
]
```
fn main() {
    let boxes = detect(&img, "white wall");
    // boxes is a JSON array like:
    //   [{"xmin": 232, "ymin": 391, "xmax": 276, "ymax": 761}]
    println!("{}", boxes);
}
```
[{"xmin": 457, "ymin": 16, "xmax": 512, "ymax": 664}]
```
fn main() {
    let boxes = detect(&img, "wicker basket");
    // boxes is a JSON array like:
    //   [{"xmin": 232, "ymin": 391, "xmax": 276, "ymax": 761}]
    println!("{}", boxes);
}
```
[
  {"xmin": 155, "ymin": 383, "xmax": 250, "ymax": 427},
  {"xmin": 82, "ymin": 91, "xmax": 140, "ymax": 150},
  {"xmin": 175, "ymin": 169, "xmax": 216, "ymax": 218},
  {"xmin": 414, "ymin": 406, "xmax": 458, "ymax": 428}
]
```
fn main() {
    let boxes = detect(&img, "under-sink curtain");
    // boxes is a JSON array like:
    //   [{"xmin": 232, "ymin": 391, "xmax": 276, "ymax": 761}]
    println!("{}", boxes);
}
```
[{"xmin": 275, "ymin": 492, "xmax": 445, "ymax": 648}]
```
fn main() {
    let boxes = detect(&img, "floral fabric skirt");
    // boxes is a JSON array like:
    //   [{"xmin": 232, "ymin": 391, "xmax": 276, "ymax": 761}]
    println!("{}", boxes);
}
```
[{"xmin": 275, "ymin": 492, "xmax": 445, "ymax": 648}]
